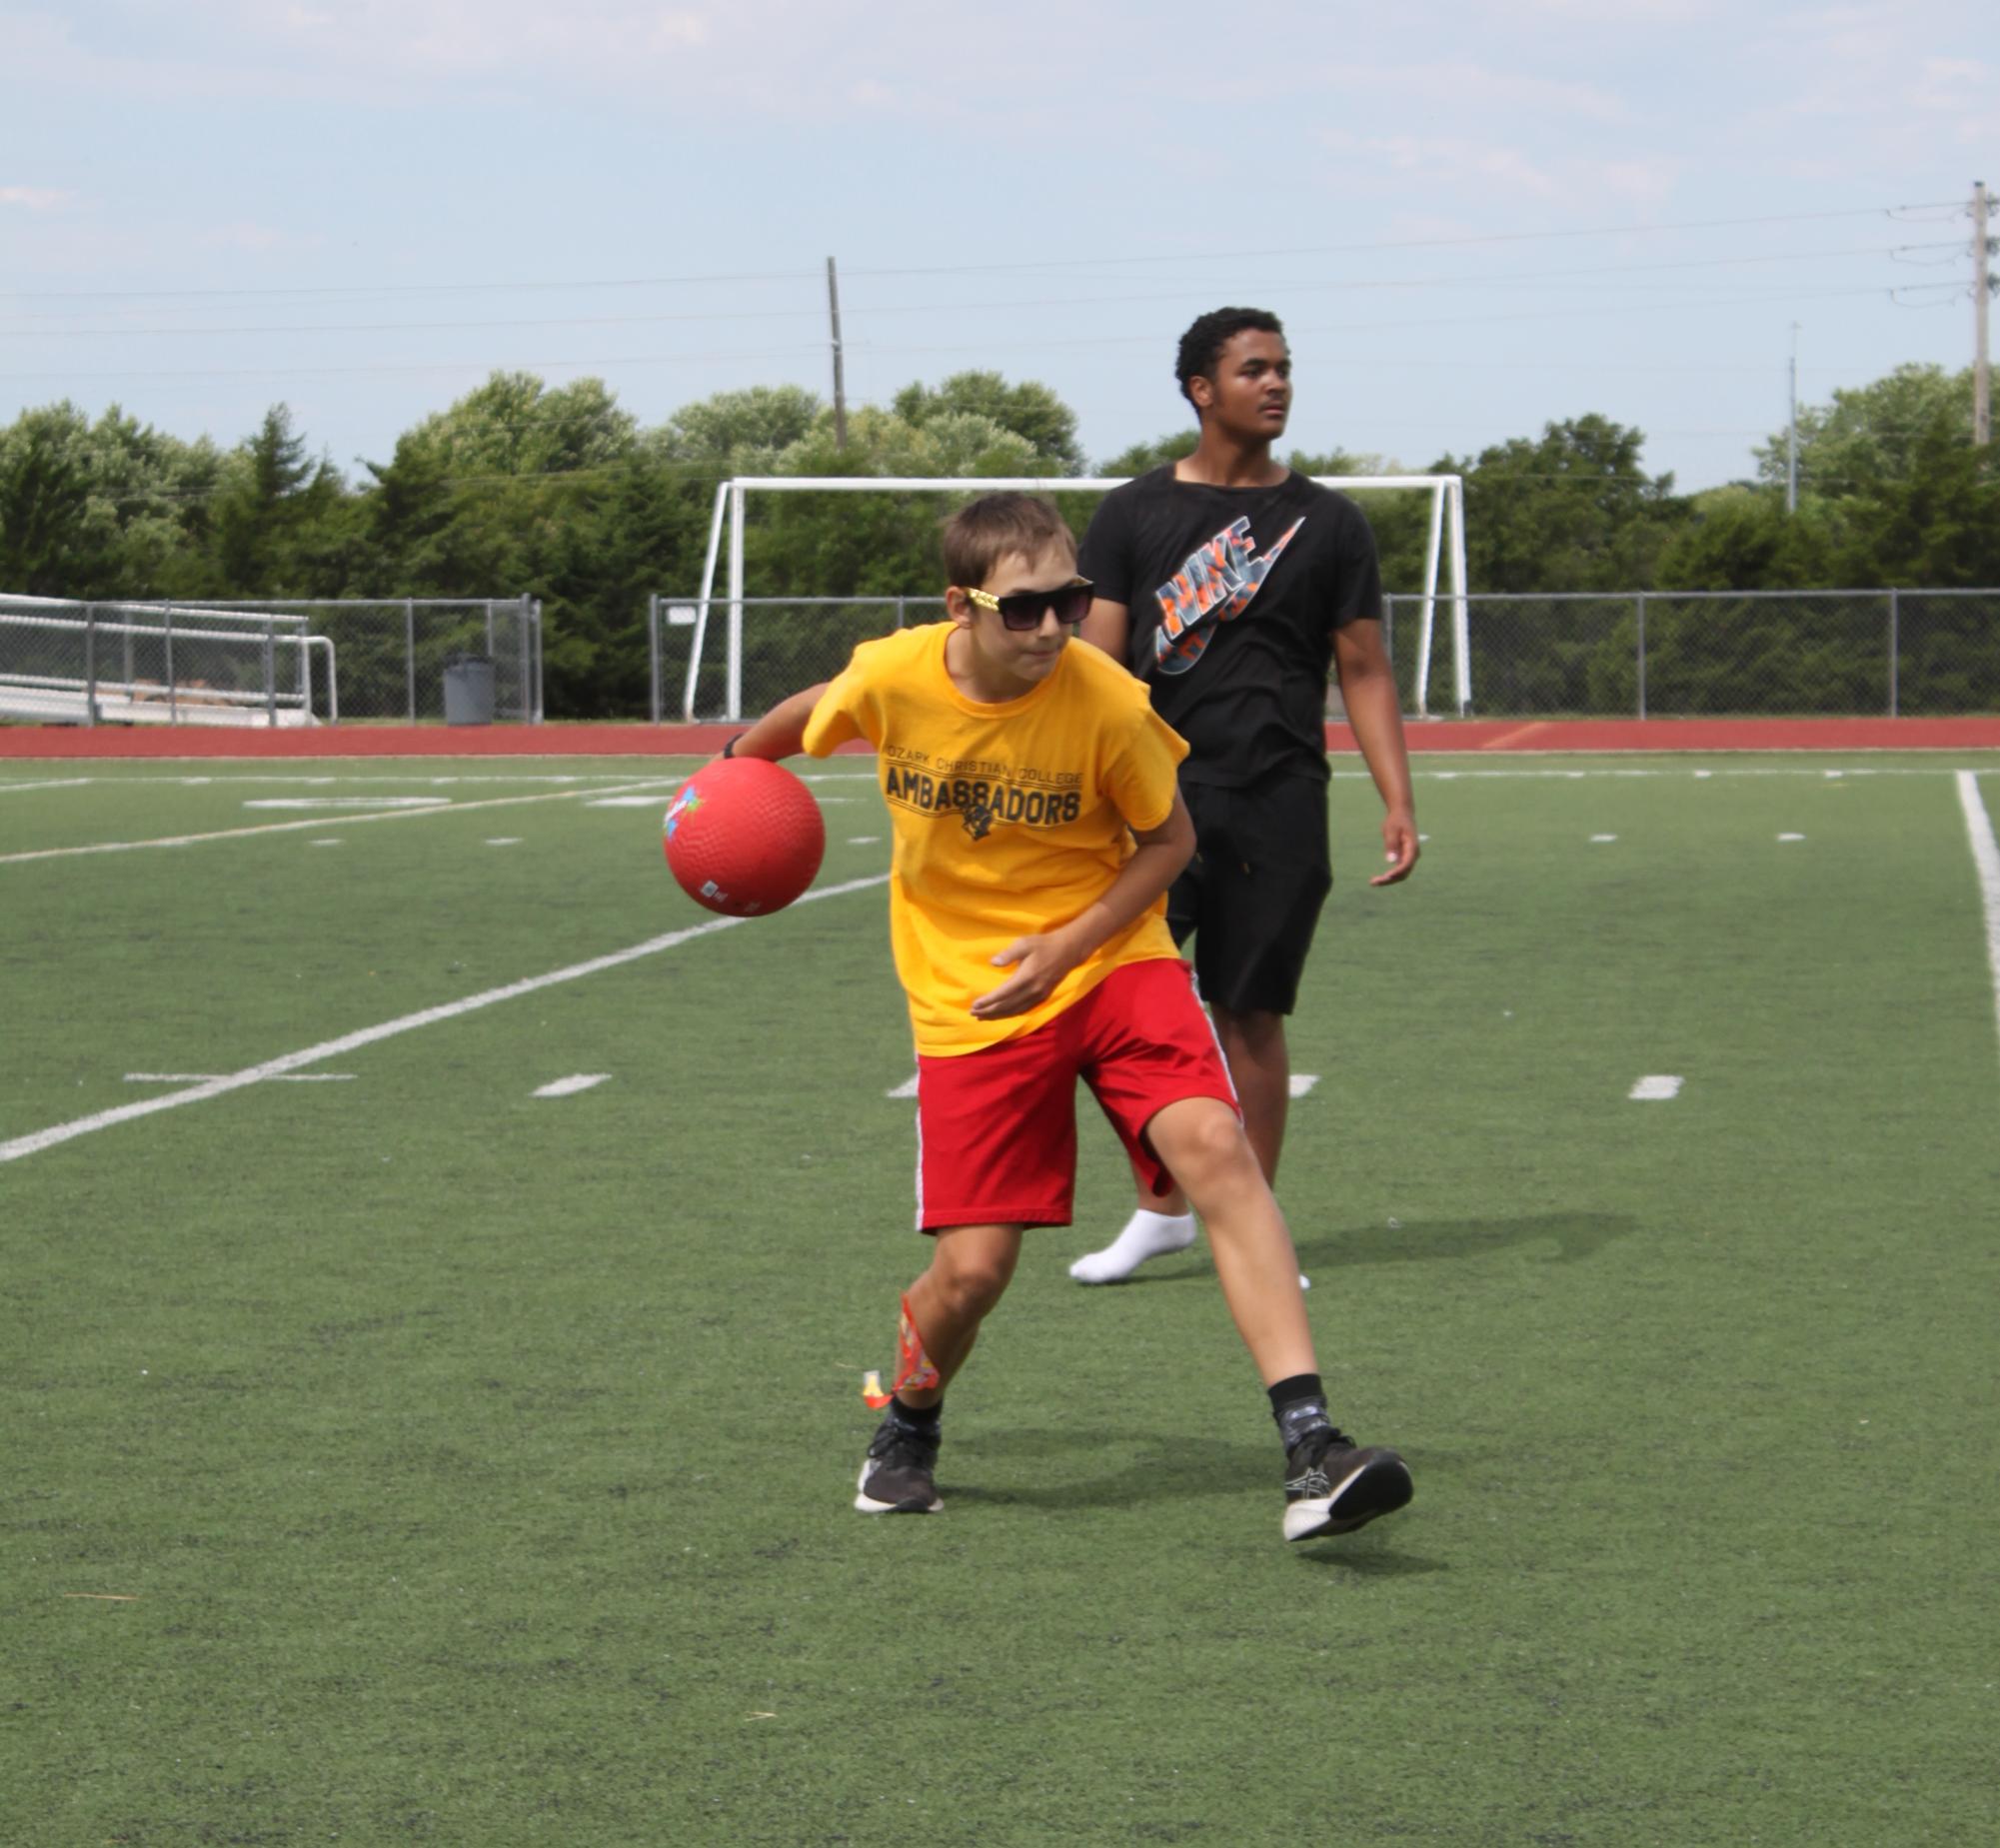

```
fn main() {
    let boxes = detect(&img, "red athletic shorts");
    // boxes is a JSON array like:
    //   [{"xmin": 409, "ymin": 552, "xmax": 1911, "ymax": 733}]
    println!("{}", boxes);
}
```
[{"xmin": 913, "ymin": 956, "xmax": 1239, "ymax": 1232}]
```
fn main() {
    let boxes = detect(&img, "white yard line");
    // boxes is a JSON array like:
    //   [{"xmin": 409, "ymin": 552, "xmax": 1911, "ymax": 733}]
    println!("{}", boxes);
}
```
[
  {"xmin": 0, "ymin": 873, "xmax": 890, "ymax": 1165},
  {"xmin": 0, "ymin": 780, "xmax": 674, "ymax": 866},
  {"xmin": 0, "ymin": 772, "xmax": 687, "ymax": 791},
  {"xmin": 1955, "ymin": 772, "xmax": 2000, "ymax": 1059},
  {"xmin": 1326, "ymin": 767, "xmax": 1984, "ymax": 781},
  {"xmin": 243, "ymin": 796, "xmax": 451, "ymax": 811},
  {"xmin": 126, "ymin": 1071, "xmax": 356, "ymax": 1083},
  {"xmin": 534, "ymin": 1073, "xmax": 611, "ymax": 1097}
]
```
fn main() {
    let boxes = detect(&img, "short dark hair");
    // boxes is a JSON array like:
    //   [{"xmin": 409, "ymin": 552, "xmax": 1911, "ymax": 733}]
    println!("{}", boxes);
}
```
[
  {"xmin": 1175, "ymin": 306, "xmax": 1285, "ymax": 408},
  {"xmin": 942, "ymin": 493, "xmax": 1076, "ymax": 590}
]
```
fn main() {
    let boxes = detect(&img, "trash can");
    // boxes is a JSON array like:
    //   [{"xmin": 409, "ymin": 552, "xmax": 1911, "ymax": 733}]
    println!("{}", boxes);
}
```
[{"xmin": 443, "ymin": 655, "xmax": 497, "ymax": 726}]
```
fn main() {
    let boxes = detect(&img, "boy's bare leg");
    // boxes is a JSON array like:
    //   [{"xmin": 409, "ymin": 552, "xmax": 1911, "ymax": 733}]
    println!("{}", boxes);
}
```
[
  {"xmin": 1140, "ymin": 1095, "xmax": 1312, "ymax": 1382},
  {"xmin": 895, "ymin": 1223, "xmax": 1023, "ymax": 1408},
  {"xmin": 857, "ymin": 1223, "xmax": 1023, "ymax": 1515},
  {"xmin": 1070, "ymin": 1006, "xmax": 1292, "ymax": 1283},
  {"xmin": 1144, "ymin": 1094, "xmax": 1414, "ymax": 1542}
]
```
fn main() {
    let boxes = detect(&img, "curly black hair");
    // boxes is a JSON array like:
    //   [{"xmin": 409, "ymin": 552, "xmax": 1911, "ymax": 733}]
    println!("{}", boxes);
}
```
[{"xmin": 1175, "ymin": 307, "xmax": 1285, "ymax": 407}]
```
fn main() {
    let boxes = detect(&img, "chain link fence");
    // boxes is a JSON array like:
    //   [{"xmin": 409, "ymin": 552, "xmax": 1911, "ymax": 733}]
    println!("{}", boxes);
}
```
[
  {"xmin": 650, "ymin": 595, "xmax": 945, "ymax": 722},
  {"xmin": 1387, "ymin": 588, "xmax": 2000, "ymax": 718},
  {"xmin": 196, "ymin": 598, "xmax": 544, "ymax": 724},
  {"xmin": 0, "ymin": 594, "xmax": 542, "ymax": 728},
  {"xmin": 650, "ymin": 595, "xmax": 1419, "ymax": 723}
]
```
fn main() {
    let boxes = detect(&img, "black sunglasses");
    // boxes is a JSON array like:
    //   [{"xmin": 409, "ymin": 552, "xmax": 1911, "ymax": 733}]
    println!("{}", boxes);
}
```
[{"xmin": 958, "ymin": 578, "xmax": 1094, "ymax": 632}]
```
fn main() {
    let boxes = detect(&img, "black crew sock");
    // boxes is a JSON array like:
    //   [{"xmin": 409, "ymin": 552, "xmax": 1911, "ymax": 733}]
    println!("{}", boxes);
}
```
[
  {"xmin": 888, "ymin": 1396, "xmax": 942, "ymax": 1434},
  {"xmin": 1267, "ymin": 1373, "xmax": 1333, "ymax": 1454}
]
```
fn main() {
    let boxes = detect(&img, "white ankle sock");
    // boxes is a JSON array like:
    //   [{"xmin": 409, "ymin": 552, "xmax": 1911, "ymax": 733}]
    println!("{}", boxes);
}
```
[{"xmin": 1068, "ymin": 1208, "xmax": 1198, "ymax": 1283}]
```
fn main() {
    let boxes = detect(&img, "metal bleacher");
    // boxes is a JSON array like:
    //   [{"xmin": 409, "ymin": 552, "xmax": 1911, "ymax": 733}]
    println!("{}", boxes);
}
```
[{"xmin": 0, "ymin": 595, "xmax": 336, "ymax": 728}]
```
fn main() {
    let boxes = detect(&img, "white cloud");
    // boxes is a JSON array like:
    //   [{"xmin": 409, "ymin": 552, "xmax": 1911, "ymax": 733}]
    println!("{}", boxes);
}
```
[
  {"xmin": 1908, "ymin": 55, "xmax": 1987, "ymax": 112},
  {"xmin": 195, "ymin": 220, "xmax": 324, "ymax": 253},
  {"xmin": 1726, "ymin": 6, "xmax": 1991, "ymax": 175},
  {"xmin": 0, "ymin": 2, "xmax": 721, "ymax": 99},
  {"xmin": 1314, "ymin": 59, "xmax": 1629, "ymax": 125},
  {"xmin": 253, "ymin": 2, "xmax": 716, "ymax": 77},
  {"xmin": 1362, "ymin": 135, "xmax": 1564, "ymax": 200},
  {"xmin": 0, "ymin": 185, "xmax": 74, "ymax": 212},
  {"xmin": 1523, "ymin": 0, "xmax": 1718, "ymax": 17},
  {"xmin": 1598, "ymin": 158, "xmax": 1684, "ymax": 204}
]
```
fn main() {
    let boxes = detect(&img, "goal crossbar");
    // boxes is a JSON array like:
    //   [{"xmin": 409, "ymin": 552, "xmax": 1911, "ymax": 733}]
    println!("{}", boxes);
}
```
[{"xmin": 686, "ymin": 474, "xmax": 1468, "ymax": 722}]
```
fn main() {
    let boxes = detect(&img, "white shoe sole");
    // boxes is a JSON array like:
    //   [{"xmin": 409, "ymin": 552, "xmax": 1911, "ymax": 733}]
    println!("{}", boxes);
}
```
[
  {"xmin": 855, "ymin": 1460, "xmax": 943, "ymax": 1514},
  {"xmin": 1282, "ymin": 1453, "xmax": 1413, "ymax": 1542}
]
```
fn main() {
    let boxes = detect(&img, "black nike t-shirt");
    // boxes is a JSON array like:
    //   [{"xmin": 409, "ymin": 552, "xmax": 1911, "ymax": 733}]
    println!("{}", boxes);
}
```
[{"xmin": 1078, "ymin": 466, "xmax": 1382, "ymax": 788}]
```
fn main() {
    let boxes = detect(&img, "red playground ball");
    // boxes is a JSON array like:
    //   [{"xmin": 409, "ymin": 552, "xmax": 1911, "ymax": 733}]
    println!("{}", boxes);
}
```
[{"xmin": 662, "ymin": 757, "xmax": 826, "ymax": 918}]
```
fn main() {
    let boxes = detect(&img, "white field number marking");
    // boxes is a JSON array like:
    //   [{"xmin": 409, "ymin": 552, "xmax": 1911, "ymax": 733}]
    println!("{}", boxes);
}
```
[
  {"xmin": 886, "ymin": 1074, "xmax": 920, "ymax": 1099},
  {"xmin": 534, "ymin": 1074, "xmax": 610, "ymax": 1098},
  {"xmin": 1629, "ymin": 1075, "xmax": 1684, "ymax": 1101},
  {"xmin": 1289, "ymin": 1074, "xmax": 1320, "ymax": 1097},
  {"xmin": 1779, "ymin": 833, "xmax": 1806, "ymax": 842}
]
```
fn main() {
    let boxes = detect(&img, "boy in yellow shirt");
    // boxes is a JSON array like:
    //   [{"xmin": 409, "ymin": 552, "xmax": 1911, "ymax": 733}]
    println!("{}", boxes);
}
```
[{"xmin": 725, "ymin": 493, "xmax": 1411, "ymax": 1543}]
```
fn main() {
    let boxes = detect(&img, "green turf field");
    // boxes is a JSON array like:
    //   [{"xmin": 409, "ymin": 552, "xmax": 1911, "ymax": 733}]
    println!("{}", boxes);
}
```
[{"xmin": 4, "ymin": 753, "xmax": 1997, "ymax": 1846}]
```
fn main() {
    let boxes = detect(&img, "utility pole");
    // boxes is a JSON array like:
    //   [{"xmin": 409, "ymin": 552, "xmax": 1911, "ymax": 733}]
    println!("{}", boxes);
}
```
[
  {"xmin": 827, "ymin": 256, "xmax": 849, "ymax": 454},
  {"xmin": 1786, "ymin": 322, "xmax": 1800, "ymax": 513},
  {"xmin": 1975, "ymin": 181, "xmax": 1991, "ymax": 448}
]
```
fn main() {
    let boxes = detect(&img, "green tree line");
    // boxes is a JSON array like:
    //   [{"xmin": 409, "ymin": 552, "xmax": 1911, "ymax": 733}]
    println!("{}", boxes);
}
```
[{"xmin": 2, "ymin": 363, "xmax": 1993, "ymax": 718}]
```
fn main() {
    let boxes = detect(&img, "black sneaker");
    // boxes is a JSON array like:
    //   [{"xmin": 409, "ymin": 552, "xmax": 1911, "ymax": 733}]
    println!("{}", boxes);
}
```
[
  {"xmin": 854, "ymin": 1415, "xmax": 944, "ymax": 1514},
  {"xmin": 1282, "ymin": 1428, "xmax": 1413, "ymax": 1542}
]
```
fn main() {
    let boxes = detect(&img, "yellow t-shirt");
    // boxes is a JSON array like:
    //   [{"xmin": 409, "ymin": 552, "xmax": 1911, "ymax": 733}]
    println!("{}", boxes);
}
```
[{"xmin": 803, "ymin": 623, "xmax": 1188, "ymax": 1055}]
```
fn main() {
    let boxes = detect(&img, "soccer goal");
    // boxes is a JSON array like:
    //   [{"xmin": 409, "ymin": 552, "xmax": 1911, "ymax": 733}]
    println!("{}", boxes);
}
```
[{"xmin": 679, "ymin": 474, "xmax": 1467, "ymax": 723}]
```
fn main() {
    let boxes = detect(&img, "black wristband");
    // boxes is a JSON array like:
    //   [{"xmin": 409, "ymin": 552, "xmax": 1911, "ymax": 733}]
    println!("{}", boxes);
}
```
[{"xmin": 722, "ymin": 732, "xmax": 746, "ymax": 760}]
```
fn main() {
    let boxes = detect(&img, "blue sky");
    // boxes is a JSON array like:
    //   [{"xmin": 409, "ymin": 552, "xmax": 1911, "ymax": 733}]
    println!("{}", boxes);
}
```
[{"xmin": 1, "ymin": 0, "xmax": 1991, "ymax": 490}]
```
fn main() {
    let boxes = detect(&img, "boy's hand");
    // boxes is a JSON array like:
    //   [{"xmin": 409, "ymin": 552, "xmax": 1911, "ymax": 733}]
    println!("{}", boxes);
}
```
[
  {"xmin": 1370, "ymin": 806, "xmax": 1420, "ymax": 887},
  {"xmin": 971, "ymin": 931, "xmax": 1077, "ymax": 1019}
]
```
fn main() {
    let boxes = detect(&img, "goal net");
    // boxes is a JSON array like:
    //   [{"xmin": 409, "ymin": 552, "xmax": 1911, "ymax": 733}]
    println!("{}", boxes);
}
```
[{"xmin": 674, "ymin": 474, "xmax": 1467, "ymax": 723}]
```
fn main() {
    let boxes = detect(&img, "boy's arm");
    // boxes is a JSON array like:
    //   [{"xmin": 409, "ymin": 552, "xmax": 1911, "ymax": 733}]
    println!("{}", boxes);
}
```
[
  {"xmin": 971, "ymin": 791, "xmax": 1195, "ymax": 1020},
  {"xmin": 723, "ymin": 683, "xmax": 830, "ymax": 762},
  {"xmin": 1329, "ymin": 619, "xmax": 1419, "ymax": 887}
]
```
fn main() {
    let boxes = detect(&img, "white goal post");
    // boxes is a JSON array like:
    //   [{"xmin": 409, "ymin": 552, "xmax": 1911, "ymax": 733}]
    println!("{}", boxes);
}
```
[{"xmin": 684, "ymin": 474, "xmax": 1468, "ymax": 722}]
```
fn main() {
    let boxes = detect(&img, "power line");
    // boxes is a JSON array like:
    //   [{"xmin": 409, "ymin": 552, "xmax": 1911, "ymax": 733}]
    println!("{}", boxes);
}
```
[
  {"xmin": 0, "ymin": 200, "xmax": 1965, "ymax": 306},
  {"xmin": 2, "ymin": 242, "xmax": 1966, "ymax": 342},
  {"xmin": 1, "ymin": 276, "xmax": 1974, "ymax": 388}
]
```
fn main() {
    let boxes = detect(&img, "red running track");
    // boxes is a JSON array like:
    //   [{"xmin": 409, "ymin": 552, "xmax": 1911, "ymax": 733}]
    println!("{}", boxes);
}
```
[{"xmin": 3, "ymin": 717, "xmax": 1999, "ymax": 759}]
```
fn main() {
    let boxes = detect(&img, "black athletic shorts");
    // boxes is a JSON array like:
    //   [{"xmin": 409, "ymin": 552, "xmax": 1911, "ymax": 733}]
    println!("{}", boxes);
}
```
[{"xmin": 1166, "ymin": 773, "xmax": 1332, "ymax": 1017}]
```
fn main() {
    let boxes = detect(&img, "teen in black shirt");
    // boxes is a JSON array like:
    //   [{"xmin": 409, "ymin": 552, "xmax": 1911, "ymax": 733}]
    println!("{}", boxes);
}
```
[{"xmin": 1069, "ymin": 307, "xmax": 1419, "ymax": 1286}]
